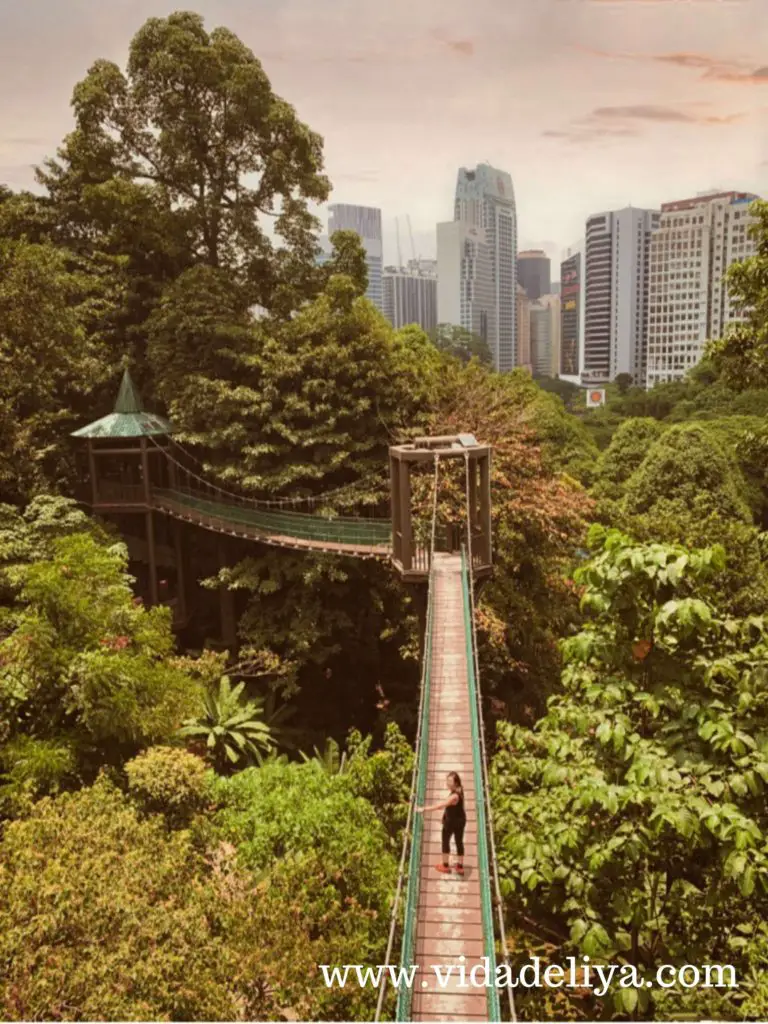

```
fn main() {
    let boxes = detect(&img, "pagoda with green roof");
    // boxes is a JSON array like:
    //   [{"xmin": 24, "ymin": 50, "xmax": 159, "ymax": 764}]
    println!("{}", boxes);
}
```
[
  {"xmin": 71, "ymin": 369, "xmax": 179, "ymax": 613},
  {"xmin": 72, "ymin": 368, "xmax": 171, "ymax": 439}
]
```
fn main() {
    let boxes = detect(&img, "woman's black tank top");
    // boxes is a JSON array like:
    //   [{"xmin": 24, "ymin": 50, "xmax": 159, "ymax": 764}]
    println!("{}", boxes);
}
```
[{"xmin": 443, "ymin": 787, "xmax": 466, "ymax": 826}]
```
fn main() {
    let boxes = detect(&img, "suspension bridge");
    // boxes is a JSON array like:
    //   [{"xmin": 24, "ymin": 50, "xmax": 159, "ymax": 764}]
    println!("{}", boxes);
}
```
[{"xmin": 72, "ymin": 371, "xmax": 516, "ymax": 1022}]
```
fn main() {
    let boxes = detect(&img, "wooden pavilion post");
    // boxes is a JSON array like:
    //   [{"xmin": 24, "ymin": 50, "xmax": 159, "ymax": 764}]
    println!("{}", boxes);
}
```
[{"xmin": 140, "ymin": 438, "xmax": 159, "ymax": 606}]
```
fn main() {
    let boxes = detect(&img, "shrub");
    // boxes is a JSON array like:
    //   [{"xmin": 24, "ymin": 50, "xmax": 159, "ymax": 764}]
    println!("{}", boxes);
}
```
[{"xmin": 125, "ymin": 746, "xmax": 211, "ymax": 825}]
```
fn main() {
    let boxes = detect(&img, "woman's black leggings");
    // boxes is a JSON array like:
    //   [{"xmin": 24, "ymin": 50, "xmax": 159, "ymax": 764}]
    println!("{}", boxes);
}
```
[{"xmin": 442, "ymin": 821, "xmax": 465, "ymax": 858}]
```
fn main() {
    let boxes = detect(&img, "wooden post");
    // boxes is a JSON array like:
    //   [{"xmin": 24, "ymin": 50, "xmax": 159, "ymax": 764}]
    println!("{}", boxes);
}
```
[
  {"xmin": 468, "ymin": 454, "xmax": 478, "ymax": 532},
  {"xmin": 174, "ymin": 520, "xmax": 187, "ymax": 626},
  {"xmin": 479, "ymin": 451, "xmax": 492, "ymax": 566},
  {"xmin": 389, "ymin": 451, "xmax": 401, "ymax": 566},
  {"xmin": 146, "ymin": 510, "xmax": 159, "ymax": 606},
  {"xmin": 217, "ymin": 539, "xmax": 237, "ymax": 649},
  {"xmin": 399, "ymin": 459, "xmax": 412, "ymax": 571},
  {"xmin": 88, "ymin": 440, "xmax": 98, "ymax": 505},
  {"xmin": 140, "ymin": 438, "xmax": 151, "ymax": 505}
]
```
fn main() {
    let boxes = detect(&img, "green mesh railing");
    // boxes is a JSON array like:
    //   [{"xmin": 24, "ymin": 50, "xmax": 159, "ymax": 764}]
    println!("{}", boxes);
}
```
[
  {"xmin": 395, "ymin": 559, "xmax": 435, "ymax": 1022},
  {"xmin": 152, "ymin": 487, "xmax": 392, "ymax": 549},
  {"xmin": 461, "ymin": 546, "xmax": 501, "ymax": 1021}
]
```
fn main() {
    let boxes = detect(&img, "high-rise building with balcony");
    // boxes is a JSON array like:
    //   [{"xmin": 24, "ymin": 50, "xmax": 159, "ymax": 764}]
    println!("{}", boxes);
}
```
[
  {"xmin": 583, "ymin": 207, "xmax": 659, "ymax": 384},
  {"xmin": 516, "ymin": 283, "xmax": 532, "ymax": 372},
  {"xmin": 645, "ymin": 191, "xmax": 759, "ymax": 386},
  {"xmin": 383, "ymin": 264, "xmax": 438, "ymax": 332}
]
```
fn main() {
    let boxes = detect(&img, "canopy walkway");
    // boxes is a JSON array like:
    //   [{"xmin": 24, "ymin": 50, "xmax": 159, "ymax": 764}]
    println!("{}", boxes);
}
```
[
  {"xmin": 375, "ymin": 462, "xmax": 515, "ymax": 1023},
  {"xmin": 150, "ymin": 487, "xmax": 392, "ymax": 558},
  {"xmin": 72, "ymin": 376, "xmax": 511, "ymax": 1020}
]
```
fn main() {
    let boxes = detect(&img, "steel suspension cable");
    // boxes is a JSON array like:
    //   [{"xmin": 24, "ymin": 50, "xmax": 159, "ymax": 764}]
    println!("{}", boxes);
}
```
[
  {"xmin": 148, "ymin": 434, "xmax": 387, "ymax": 514},
  {"xmin": 374, "ymin": 454, "xmax": 441, "ymax": 1022},
  {"xmin": 464, "ymin": 452, "xmax": 518, "ymax": 1023}
]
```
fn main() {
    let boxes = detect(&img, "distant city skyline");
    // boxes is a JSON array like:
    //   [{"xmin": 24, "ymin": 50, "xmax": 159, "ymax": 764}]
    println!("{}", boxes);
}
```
[{"xmin": 1, "ymin": 0, "xmax": 765, "ymax": 267}]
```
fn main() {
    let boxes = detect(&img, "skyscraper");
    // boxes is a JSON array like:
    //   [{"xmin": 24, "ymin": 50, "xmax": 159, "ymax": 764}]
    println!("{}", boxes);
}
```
[
  {"xmin": 517, "ymin": 250, "xmax": 551, "ymax": 301},
  {"xmin": 383, "ymin": 264, "xmax": 438, "ymax": 332},
  {"xmin": 453, "ymin": 164, "xmax": 518, "ymax": 371},
  {"xmin": 437, "ymin": 221, "xmax": 495, "ymax": 346},
  {"xmin": 327, "ymin": 204, "xmax": 384, "ymax": 312},
  {"xmin": 583, "ymin": 207, "xmax": 659, "ymax": 384},
  {"xmin": 645, "ymin": 191, "xmax": 759, "ymax": 386},
  {"xmin": 530, "ymin": 294, "xmax": 561, "ymax": 377},
  {"xmin": 560, "ymin": 241, "xmax": 584, "ymax": 380},
  {"xmin": 516, "ymin": 283, "xmax": 532, "ymax": 373}
]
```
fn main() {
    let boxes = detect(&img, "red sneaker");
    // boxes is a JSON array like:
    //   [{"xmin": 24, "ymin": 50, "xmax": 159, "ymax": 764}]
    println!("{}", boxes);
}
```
[
  {"xmin": 454, "ymin": 864, "xmax": 465, "ymax": 875},
  {"xmin": 435, "ymin": 863, "xmax": 451, "ymax": 874}
]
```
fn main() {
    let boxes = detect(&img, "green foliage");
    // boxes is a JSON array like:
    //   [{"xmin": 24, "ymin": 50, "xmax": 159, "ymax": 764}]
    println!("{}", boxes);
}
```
[
  {"xmin": 125, "ymin": 745, "xmax": 211, "ymax": 825},
  {"xmin": 0, "ymin": 734, "xmax": 77, "ymax": 815},
  {"xmin": 594, "ymin": 417, "xmax": 664, "ymax": 497},
  {"xmin": 0, "ymin": 779, "xmax": 278, "ymax": 1020},
  {"xmin": 432, "ymin": 362, "xmax": 591, "ymax": 715},
  {"xmin": 0, "ymin": 238, "xmax": 118, "ymax": 503},
  {"xmin": 0, "ymin": 529, "xmax": 202, "ymax": 779},
  {"xmin": 493, "ymin": 528, "xmax": 768, "ymax": 1019},
  {"xmin": 40, "ymin": 10, "xmax": 330, "ymax": 317},
  {"xmin": 622, "ymin": 422, "xmax": 752, "ymax": 524},
  {"xmin": 179, "ymin": 675, "xmax": 273, "ymax": 772},
  {"xmin": 322, "ymin": 230, "xmax": 368, "ymax": 296},
  {"xmin": 210, "ymin": 755, "xmax": 398, "ymax": 1019},
  {"xmin": 429, "ymin": 322, "xmax": 493, "ymax": 365}
]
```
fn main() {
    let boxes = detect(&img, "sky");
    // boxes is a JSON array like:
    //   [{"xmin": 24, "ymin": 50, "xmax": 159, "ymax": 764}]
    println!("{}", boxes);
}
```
[{"xmin": 1, "ymin": 0, "xmax": 766, "ymax": 273}]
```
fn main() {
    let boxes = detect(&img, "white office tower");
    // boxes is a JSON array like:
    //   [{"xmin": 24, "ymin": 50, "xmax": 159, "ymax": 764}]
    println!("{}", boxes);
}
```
[
  {"xmin": 530, "ymin": 294, "xmax": 562, "ymax": 377},
  {"xmin": 645, "ymin": 191, "xmax": 760, "ymax": 386},
  {"xmin": 437, "ymin": 221, "xmax": 495, "ymax": 346},
  {"xmin": 382, "ymin": 265, "xmax": 438, "ymax": 332},
  {"xmin": 453, "ymin": 164, "xmax": 518, "ymax": 371},
  {"xmin": 583, "ymin": 207, "xmax": 659, "ymax": 385},
  {"xmin": 327, "ymin": 204, "xmax": 384, "ymax": 312}
]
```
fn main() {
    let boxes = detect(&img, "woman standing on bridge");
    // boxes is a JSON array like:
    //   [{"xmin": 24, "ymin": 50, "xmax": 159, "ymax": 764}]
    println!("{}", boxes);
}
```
[{"xmin": 415, "ymin": 771, "xmax": 466, "ymax": 875}]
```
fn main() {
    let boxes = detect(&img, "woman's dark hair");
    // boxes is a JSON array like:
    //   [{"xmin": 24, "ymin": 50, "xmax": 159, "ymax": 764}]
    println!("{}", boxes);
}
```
[{"xmin": 447, "ymin": 771, "xmax": 462, "ymax": 789}]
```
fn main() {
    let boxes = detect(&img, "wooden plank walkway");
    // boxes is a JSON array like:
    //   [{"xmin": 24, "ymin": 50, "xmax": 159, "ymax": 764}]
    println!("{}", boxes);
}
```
[{"xmin": 412, "ymin": 553, "xmax": 488, "ymax": 1022}]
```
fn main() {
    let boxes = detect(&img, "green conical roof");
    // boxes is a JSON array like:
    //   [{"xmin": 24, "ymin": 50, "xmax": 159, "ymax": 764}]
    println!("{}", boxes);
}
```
[
  {"xmin": 113, "ymin": 368, "xmax": 143, "ymax": 414},
  {"xmin": 71, "ymin": 369, "xmax": 172, "ymax": 439}
]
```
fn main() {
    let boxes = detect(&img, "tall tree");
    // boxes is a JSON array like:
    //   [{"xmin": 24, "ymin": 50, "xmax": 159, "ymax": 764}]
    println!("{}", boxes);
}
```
[{"xmin": 38, "ymin": 10, "xmax": 331, "ymax": 351}]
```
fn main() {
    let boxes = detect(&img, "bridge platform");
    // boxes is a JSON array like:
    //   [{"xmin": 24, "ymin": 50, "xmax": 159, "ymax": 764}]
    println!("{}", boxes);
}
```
[{"xmin": 411, "ymin": 553, "xmax": 488, "ymax": 1021}]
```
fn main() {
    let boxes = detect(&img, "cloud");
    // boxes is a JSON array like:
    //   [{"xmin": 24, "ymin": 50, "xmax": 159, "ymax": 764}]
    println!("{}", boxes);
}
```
[
  {"xmin": 542, "ymin": 125, "xmax": 641, "ymax": 144},
  {"xmin": 592, "ymin": 103, "xmax": 745, "ymax": 123},
  {"xmin": 444, "ymin": 39, "xmax": 474, "ymax": 56},
  {"xmin": 577, "ymin": 47, "xmax": 768, "ymax": 85},
  {"xmin": 575, "ymin": 0, "xmax": 744, "ymax": 4},
  {"xmin": 543, "ymin": 100, "xmax": 745, "ymax": 143}
]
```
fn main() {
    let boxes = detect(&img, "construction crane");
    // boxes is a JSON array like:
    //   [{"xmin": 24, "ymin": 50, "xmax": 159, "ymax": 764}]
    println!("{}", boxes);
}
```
[
  {"xmin": 406, "ymin": 214, "xmax": 417, "ymax": 267},
  {"xmin": 395, "ymin": 217, "xmax": 403, "ymax": 269}
]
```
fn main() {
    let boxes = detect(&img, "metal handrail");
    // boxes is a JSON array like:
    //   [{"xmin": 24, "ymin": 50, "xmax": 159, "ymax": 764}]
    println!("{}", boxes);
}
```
[
  {"xmin": 460, "ymin": 545, "xmax": 501, "ymax": 1021},
  {"xmin": 376, "ymin": 454, "xmax": 441, "ymax": 1023},
  {"xmin": 464, "ymin": 455, "xmax": 518, "ymax": 1023},
  {"xmin": 149, "ymin": 433, "xmax": 386, "ymax": 511}
]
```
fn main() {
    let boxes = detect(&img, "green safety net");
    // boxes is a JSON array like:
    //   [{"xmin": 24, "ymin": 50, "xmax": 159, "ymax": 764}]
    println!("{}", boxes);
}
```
[{"xmin": 152, "ymin": 488, "xmax": 392, "ymax": 549}]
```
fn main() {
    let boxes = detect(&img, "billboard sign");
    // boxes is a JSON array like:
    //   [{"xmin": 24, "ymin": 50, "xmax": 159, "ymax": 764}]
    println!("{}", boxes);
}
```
[{"xmin": 586, "ymin": 389, "xmax": 606, "ymax": 408}]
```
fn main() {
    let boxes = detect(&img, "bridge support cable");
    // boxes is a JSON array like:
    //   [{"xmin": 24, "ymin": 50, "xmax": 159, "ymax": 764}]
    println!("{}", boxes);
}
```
[
  {"xmin": 375, "ymin": 455, "xmax": 441, "ymax": 1023},
  {"xmin": 148, "ymin": 434, "xmax": 382, "ymax": 511},
  {"xmin": 463, "ymin": 454, "xmax": 518, "ymax": 1023}
]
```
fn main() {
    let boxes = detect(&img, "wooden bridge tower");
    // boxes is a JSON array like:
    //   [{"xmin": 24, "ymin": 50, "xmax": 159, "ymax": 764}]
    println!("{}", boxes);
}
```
[
  {"xmin": 389, "ymin": 434, "xmax": 492, "ymax": 583},
  {"xmin": 68, "ymin": 369, "xmax": 205, "ymax": 634}
]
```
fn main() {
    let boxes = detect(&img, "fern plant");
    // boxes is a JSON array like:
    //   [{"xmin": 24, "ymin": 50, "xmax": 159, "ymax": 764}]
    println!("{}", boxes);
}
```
[{"xmin": 179, "ymin": 675, "xmax": 273, "ymax": 773}]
